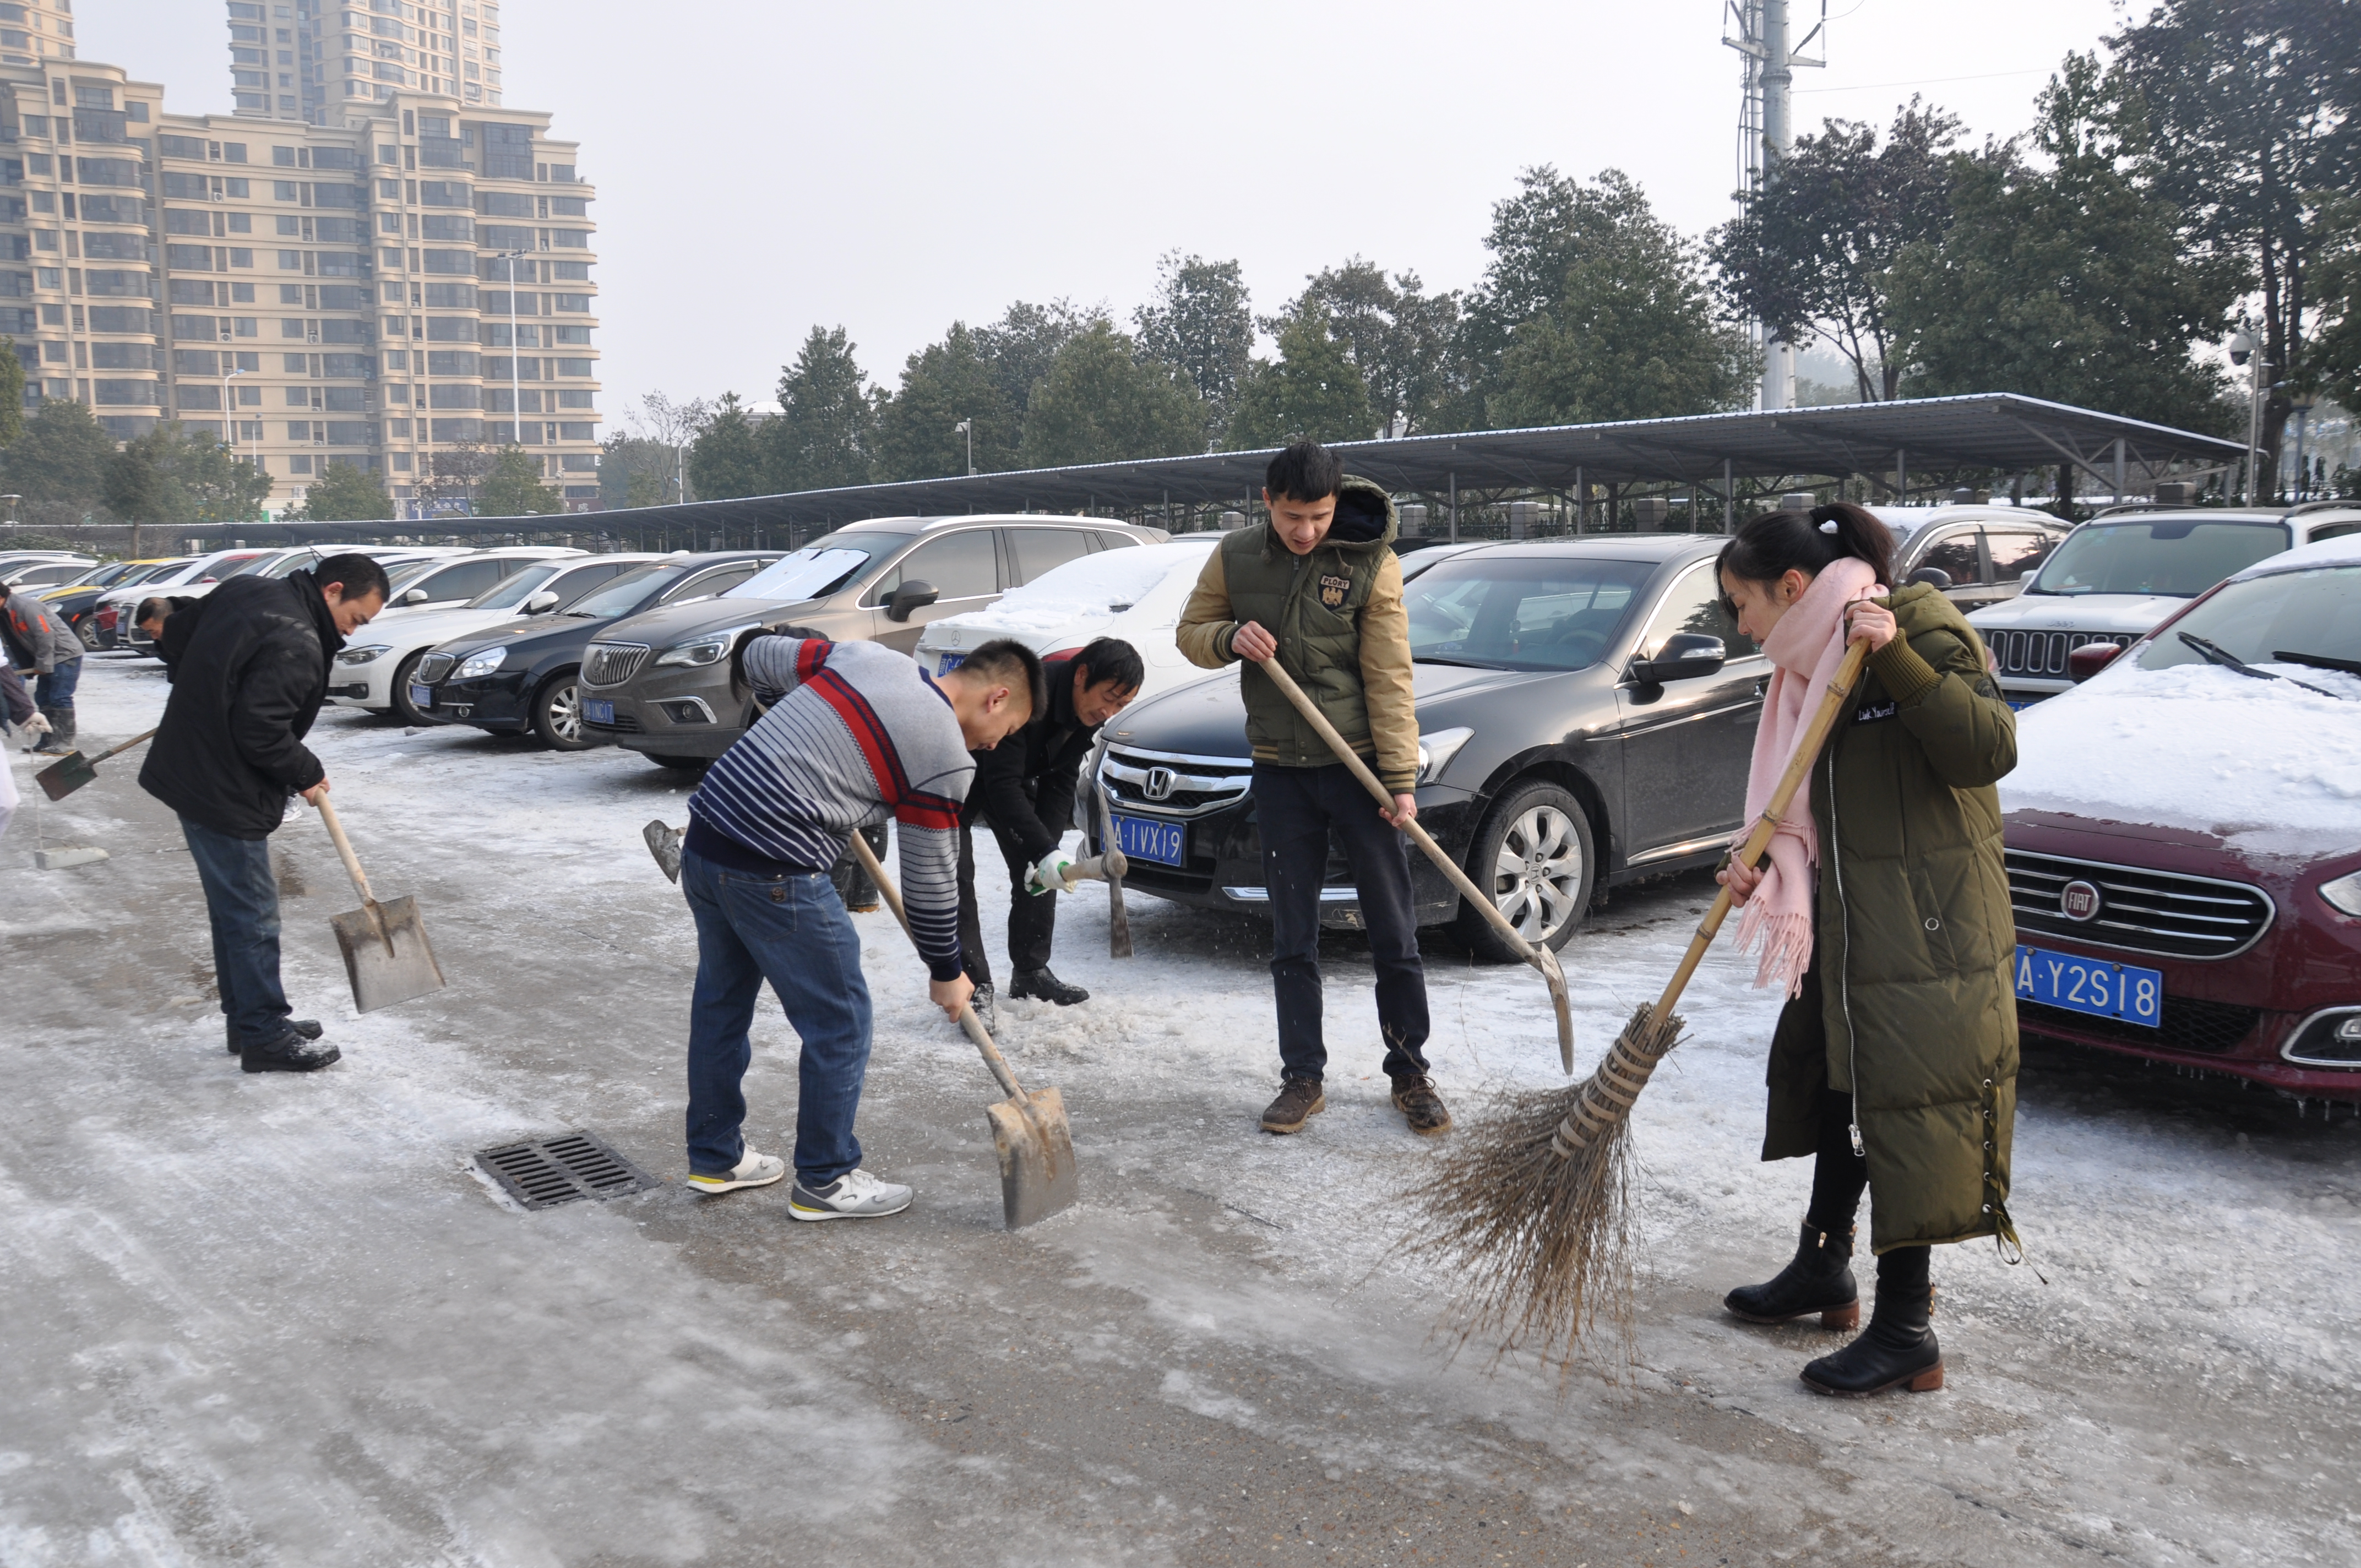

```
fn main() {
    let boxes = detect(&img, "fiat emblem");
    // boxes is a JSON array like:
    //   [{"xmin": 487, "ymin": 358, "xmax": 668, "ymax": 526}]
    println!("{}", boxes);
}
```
[
  {"xmin": 2060, "ymin": 880, "xmax": 2102, "ymax": 922},
  {"xmin": 1143, "ymin": 766, "xmax": 1177, "ymax": 802}
]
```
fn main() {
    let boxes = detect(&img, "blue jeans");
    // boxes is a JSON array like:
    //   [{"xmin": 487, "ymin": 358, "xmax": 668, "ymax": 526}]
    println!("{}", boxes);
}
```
[
  {"xmin": 34, "ymin": 654, "xmax": 80, "ymax": 710},
  {"xmin": 681, "ymin": 847, "xmax": 873, "ymax": 1184},
  {"xmin": 181, "ymin": 816, "xmax": 292, "ymax": 1046}
]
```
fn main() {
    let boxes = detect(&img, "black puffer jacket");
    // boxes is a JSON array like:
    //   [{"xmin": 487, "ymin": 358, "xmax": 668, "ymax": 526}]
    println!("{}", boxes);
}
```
[
  {"xmin": 140, "ymin": 571, "xmax": 345, "ymax": 838},
  {"xmin": 963, "ymin": 655, "xmax": 1100, "ymax": 862}
]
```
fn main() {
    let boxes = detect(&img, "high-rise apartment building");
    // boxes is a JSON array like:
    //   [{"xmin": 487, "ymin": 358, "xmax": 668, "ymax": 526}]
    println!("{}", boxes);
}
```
[
  {"xmin": 1, "ymin": 2, "xmax": 75, "ymax": 69},
  {"xmin": 229, "ymin": 0, "xmax": 501, "ymax": 128},
  {"xmin": 0, "ymin": 1, "xmax": 599, "ymax": 519}
]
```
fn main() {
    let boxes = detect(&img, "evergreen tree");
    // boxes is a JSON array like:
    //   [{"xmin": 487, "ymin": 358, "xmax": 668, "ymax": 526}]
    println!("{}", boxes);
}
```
[
  {"xmin": 293, "ymin": 459, "xmax": 394, "ymax": 521},
  {"xmin": 765, "ymin": 325, "xmax": 878, "ymax": 492},
  {"xmin": 1224, "ymin": 312, "xmax": 1375, "ymax": 450},
  {"xmin": 1283, "ymin": 260, "xmax": 1462, "ymax": 435},
  {"xmin": 687, "ymin": 391, "xmax": 768, "ymax": 499},
  {"xmin": 0, "ymin": 342, "xmax": 24, "ymax": 448},
  {"xmin": 2, "ymin": 398, "xmax": 120, "ymax": 508},
  {"xmin": 975, "ymin": 300, "xmax": 1102, "ymax": 429},
  {"xmin": 1133, "ymin": 252, "xmax": 1254, "ymax": 443},
  {"xmin": 100, "ymin": 423, "xmax": 273, "ymax": 525},
  {"xmin": 1019, "ymin": 321, "xmax": 1205, "ymax": 467},
  {"xmin": 873, "ymin": 323, "xmax": 1016, "ymax": 480},
  {"xmin": 477, "ymin": 445, "xmax": 564, "ymax": 515}
]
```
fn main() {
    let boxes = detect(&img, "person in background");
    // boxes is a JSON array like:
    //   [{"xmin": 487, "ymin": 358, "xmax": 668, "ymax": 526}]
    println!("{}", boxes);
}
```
[
  {"xmin": 955, "ymin": 636, "xmax": 1143, "ymax": 1026},
  {"xmin": 139, "ymin": 554, "xmax": 391, "ymax": 1073},
  {"xmin": 0, "ymin": 579, "xmax": 85, "ymax": 756},
  {"xmin": 0, "ymin": 661, "xmax": 43, "ymax": 843}
]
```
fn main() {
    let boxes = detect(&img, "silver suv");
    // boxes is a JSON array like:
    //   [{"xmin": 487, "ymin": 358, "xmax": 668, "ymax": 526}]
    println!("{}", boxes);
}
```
[{"xmin": 580, "ymin": 514, "xmax": 1166, "ymax": 769}]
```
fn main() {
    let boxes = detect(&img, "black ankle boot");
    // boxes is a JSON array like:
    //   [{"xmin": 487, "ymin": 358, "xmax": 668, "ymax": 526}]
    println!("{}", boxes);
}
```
[
  {"xmin": 1010, "ymin": 967, "xmax": 1087, "ymax": 1006},
  {"xmin": 1800, "ymin": 1262, "xmax": 1943, "ymax": 1398},
  {"xmin": 1725, "ymin": 1221, "xmax": 1859, "ymax": 1329}
]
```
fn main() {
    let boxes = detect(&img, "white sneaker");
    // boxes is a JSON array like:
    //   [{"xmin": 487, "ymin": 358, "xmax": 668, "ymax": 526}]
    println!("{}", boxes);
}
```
[
  {"xmin": 686, "ymin": 1150, "xmax": 786, "ymax": 1196},
  {"xmin": 788, "ymin": 1167, "xmax": 913, "ymax": 1221}
]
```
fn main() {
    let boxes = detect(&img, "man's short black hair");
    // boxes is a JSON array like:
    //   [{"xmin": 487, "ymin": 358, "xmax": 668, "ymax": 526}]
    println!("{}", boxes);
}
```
[
  {"xmin": 1264, "ymin": 439, "xmax": 1342, "ymax": 503},
  {"xmin": 135, "ymin": 596, "xmax": 174, "ymax": 628},
  {"xmin": 1071, "ymin": 637, "xmax": 1144, "ymax": 696},
  {"xmin": 0, "ymin": 580, "xmax": 14, "ymax": 600},
  {"xmin": 312, "ymin": 552, "xmax": 391, "ymax": 603},
  {"xmin": 959, "ymin": 636, "xmax": 1046, "ymax": 717}
]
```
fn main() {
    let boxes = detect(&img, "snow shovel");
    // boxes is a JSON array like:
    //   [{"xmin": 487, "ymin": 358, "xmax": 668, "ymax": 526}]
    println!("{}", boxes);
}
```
[
  {"xmin": 35, "ymin": 726, "xmax": 158, "ymax": 801},
  {"xmin": 848, "ymin": 831, "xmax": 1077, "ymax": 1230},
  {"xmin": 317, "ymin": 797, "xmax": 445, "ymax": 1012},
  {"xmin": 1259, "ymin": 659, "xmax": 1576, "ymax": 1068},
  {"xmin": 1091, "ymin": 775, "xmax": 1134, "ymax": 959}
]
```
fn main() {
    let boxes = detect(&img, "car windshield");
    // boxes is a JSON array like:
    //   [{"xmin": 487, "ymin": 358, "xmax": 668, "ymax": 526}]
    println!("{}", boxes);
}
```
[
  {"xmin": 464, "ymin": 562, "xmax": 565, "ymax": 609},
  {"xmin": 726, "ymin": 537, "xmax": 901, "ymax": 602},
  {"xmin": 1403, "ymin": 557, "xmax": 1653, "ymax": 671},
  {"xmin": 563, "ymin": 563, "xmax": 687, "ymax": 619},
  {"xmin": 2134, "ymin": 563, "xmax": 2361, "ymax": 676},
  {"xmin": 385, "ymin": 557, "xmax": 450, "ymax": 592},
  {"xmin": 216, "ymin": 553, "xmax": 279, "ymax": 579},
  {"xmin": 2027, "ymin": 520, "xmax": 2290, "ymax": 597}
]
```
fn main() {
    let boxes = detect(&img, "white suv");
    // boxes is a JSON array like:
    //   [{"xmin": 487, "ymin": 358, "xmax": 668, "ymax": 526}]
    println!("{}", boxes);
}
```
[{"xmin": 1966, "ymin": 503, "xmax": 2361, "ymax": 705}]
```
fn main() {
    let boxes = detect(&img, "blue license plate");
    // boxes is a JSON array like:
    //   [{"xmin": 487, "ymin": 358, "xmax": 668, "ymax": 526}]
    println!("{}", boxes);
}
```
[
  {"xmin": 1111, "ymin": 813, "xmax": 1185, "ymax": 867},
  {"xmin": 936, "ymin": 651, "xmax": 967, "ymax": 675},
  {"xmin": 583, "ymin": 698, "xmax": 614, "ymax": 725},
  {"xmin": 2015, "ymin": 944, "xmax": 2161, "ymax": 1028},
  {"xmin": 409, "ymin": 683, "xmax": 434, "ymax": 710}
]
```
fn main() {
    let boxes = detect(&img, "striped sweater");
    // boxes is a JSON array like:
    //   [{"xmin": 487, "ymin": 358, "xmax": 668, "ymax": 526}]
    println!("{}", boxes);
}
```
[{"xmin": 687, "ymin": 636, "xmax": 973, "ymax": 979}]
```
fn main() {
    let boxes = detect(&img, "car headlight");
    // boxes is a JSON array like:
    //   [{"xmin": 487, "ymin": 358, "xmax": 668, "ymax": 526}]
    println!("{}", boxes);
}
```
[
  {"xmin": 2321, "ymin": 869, "xmax": 2361, "ymax": 918},
  {"xmin": 453, "ymin": 647, "xmax": 507, "ymax": 680},
  {"xmin": 654, "ymin": 623, "xmax": 758, "ymax": 668},
  {"xmin": 1416, "ymin": 727, "xmax": 1475, "ymax": 785},
  {"xmin": 335, "ymin": 644, "xmax": 388, "ymax": 667}
]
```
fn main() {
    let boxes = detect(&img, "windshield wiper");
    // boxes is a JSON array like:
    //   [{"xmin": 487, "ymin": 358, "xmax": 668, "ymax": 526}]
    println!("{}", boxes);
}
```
[
  {"xmin": 2179, "ymin": 632, "xmax": 2351, "ymax": 699},
  {"xmin": 1413, "ymin": 654, "xmax": 1498, "ymax": 668},
  {"xmin": 2275, "ymin": 649, "xmax": 2361, "ymax": 677}
]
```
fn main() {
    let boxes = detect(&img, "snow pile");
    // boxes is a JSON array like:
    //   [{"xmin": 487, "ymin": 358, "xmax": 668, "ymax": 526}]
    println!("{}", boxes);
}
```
[
  {"xmin": 2003, "ymin": 660, "xmax": 2361, "ymax": 853},
  {"xmin": 942, "ymin": 540, "xmax": 1215, "ymax": 636}
]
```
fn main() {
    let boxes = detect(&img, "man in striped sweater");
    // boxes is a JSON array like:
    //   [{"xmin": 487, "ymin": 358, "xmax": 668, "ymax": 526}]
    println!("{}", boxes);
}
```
[{"xmin": 679, "ymin": 630, "xmax": 1041, "ymax": 1219}]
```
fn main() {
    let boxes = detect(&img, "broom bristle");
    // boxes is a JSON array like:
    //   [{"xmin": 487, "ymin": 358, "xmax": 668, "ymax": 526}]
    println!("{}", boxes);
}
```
[{"xmin": 1403, "ymin": 1003, "xmax": 1685, "ymax": 1375}]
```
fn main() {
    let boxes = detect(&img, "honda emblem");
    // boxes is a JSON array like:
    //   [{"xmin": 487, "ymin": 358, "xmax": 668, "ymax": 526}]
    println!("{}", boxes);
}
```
[{"xmin": 1143, "ymin": 767, "xmax": 1177, "ymax": 802}]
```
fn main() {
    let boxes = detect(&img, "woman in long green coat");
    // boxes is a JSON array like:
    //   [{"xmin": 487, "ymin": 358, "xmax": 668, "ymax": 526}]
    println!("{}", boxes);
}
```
[{"xmin": 1714, "ymin": 502, "xmax": 2020, "ymax": 1398}]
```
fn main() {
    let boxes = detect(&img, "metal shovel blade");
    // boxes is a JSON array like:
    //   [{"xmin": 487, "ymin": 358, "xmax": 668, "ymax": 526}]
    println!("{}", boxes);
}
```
[
  {"xmin": 328, "ymin": 895, "xmax": 447, "ymax": 1012},
  {"xmin": 983, "ymin": 1086, "xmax": 1078, "ymax": 1229},
  {"xmin": 34, "ymin": 752, "xmax": 97, "ymax": 801}
]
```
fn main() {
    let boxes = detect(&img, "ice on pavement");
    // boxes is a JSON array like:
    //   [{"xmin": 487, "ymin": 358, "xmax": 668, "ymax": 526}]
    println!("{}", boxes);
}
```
[{"xmin": 2, "ymin": 655, "xmax": 2357, "ymax": 1565}]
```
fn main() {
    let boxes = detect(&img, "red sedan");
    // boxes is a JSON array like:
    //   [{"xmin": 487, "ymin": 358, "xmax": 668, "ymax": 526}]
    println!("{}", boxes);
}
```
[{"xmin": 1999, "ymin": 536, "xmax": 2361, "ymax": 1100}]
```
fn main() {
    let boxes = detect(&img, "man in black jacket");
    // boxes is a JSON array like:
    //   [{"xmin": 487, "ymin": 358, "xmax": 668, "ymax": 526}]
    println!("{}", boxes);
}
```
[
  {"xmin": 140, "ymin": 556, "xmax": 390, "ymax": 1072},
  {"xmin": 955, "ymin": 638, "xmax": 1142, "ymax": 1020}
]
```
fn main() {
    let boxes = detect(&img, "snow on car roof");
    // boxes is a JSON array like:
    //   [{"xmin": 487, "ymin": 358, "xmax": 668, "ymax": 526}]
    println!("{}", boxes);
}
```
[
  {"xmin": 955, "ymin": 539, "xmax": 1218, "ymax": 635},
  {"xmin": 2229, "ymin": 531, "xmax": 2361, "ymax": 580},
  {"xmin": 2001, "ymin": 661, "xmax": 2361, "ymax": 857}
]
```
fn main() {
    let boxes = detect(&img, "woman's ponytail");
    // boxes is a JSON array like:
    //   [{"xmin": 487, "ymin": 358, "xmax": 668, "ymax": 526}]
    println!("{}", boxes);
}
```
[{"xmin": 1717, "ymin": 499, "xmax": 1896, "ymax": 596}]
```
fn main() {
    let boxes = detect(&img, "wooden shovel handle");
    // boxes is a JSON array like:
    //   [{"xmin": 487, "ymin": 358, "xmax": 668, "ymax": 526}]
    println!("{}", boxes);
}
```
[
  {"xmin": 847, "ymin": 830, "xmax": 1028, "ymax": 1102},
  {"xmin": 1058, "ymin": 850, "xmax": 1128, "ymax": 888},
  {"xmin": 1648, "ymin": 639, "xmax": 1872, "ymax": 1021},
  {"xmin": 84, "ymin": 726, "xmax": 160, "ymax": 767},
  {"xmin": 314, "ymin": 796, "xmax": 376, "ymax": 906}
]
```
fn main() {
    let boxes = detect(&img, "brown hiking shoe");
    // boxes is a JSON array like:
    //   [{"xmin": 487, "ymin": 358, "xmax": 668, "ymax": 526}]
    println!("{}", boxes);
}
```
[
  {"xmin": 1259, "ymin": 1079, "xmax": 1325, "ymax": 1134},
  {"xmin": 1391, "ymin": 1074, "xmax": 1453, "ymax": 1136}
]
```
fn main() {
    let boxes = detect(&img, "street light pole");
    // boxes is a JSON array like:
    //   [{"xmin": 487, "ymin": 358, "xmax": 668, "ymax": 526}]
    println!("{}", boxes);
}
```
[
  {"xmin": 954, "ymin": 418, "xmax": 973, "ymax": 476},
  {"xmin": 2290, "ymin": 391, "xmax": 2317, "ymax": 502},
  {"xmin": 2228, "ymin": 327, "xmax": 2266, "ymax": 505},
  {"xmin": 221, "ymin": 365, "xmax": 253, "ymax": 515},
  {"xmin": 499, "ymin": 249, "xmax": 527, "ymax": 462}
]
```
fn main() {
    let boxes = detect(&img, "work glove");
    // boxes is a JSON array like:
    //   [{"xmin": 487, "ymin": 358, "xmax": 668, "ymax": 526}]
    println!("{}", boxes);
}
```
[
  {"xmin": 1022, "ymin": 847, "xmax": 1076, "ymax": 896},
  {"xmin": 15, "ymin": 711, "xmax": 51, "ymax": 744}
]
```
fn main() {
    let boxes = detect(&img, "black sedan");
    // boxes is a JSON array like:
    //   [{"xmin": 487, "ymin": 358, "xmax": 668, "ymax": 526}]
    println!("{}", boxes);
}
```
[
  {"xmin": 1089, "ymin": 536, "xmax": 1765, "ymax": 956},
  {"xmin": 412, "ymin": 552, "xmax": 783, "ymax": 748}
]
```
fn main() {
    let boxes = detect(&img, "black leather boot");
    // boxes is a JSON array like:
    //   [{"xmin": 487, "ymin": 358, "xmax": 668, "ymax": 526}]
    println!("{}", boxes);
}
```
[
  {"xmin": 1800, "ymin": 1254, "xmax": 1943, "ymax": 1397},
  {"xmin": 1010, "ymin": 967, "xmax": 1088, "ymax": 1005},
  {"xmin": 1724, "ymin": 1221, "xmax": 1860, "ymax": 1330}
]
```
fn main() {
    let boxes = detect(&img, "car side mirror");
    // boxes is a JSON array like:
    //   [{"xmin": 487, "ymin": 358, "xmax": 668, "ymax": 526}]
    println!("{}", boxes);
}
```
[
  {"xmin": 521, "ymin": 589, "xmax": 561, "ymax": 614},
  {"xmin": 401, "ymin": 587, "xmax": 429, "ymax": 605},
  {"xmin": 2068, "ymin": 641, "xmax": 2122, "ymax": 683},
  {"xmin": 1630, "ymin": 632, "xmax": 1727, "ymax": 685},
  {"xmin": 886, "ymin": 579, "xmax": 940, "ymax": 623},
  {"xmin": 1908, "ymin": 567, "xmax": 1953, "ymax": 590}
]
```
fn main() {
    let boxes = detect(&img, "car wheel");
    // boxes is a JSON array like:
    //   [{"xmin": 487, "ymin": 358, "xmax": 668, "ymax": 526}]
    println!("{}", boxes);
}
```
[
  {"xmin": 648, "ymin": 753, "xmax": 709, "ymax": 774},
  {"xmin": 531, "ymin": 671, "xmax": 592, "ymax": 751},
  {"xmin": 73, "ymin": 616, "xmax": 100, "ymax": 652},
  {"xmin": 389, "ymin": 651, "xmax": 432, "ymax": 724},
  {"xmin": 1452, "ymin": 780, "xmax": 1595, "ymax": 960}
]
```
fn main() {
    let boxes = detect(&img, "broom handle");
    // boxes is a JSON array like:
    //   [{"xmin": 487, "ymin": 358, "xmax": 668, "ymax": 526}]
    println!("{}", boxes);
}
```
[
  {"xmin": 1647, "ymin": 639, "xmax": 1872, "ymax": 1020},
  {"xmin": 1258, "ymin": 658, "xmax": 1543, "ymax": 962},
  {"xmin": 848, "ymin": 830, "xmax": 1028, "ymax": 1102}
]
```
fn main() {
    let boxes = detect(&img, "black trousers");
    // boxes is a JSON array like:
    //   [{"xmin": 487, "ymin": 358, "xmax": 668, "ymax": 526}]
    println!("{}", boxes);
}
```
[
  {"xmin": 955, "ymin": 811, "xmax": 1057, "ymax": 989},
  {"xmin": 1253, "ymin": 762, "xmax": 1430, "ymax": 1084},
  {"xmin": 1806, "ymin": 1085, "xmax": 1930, "ymax": 1289}
]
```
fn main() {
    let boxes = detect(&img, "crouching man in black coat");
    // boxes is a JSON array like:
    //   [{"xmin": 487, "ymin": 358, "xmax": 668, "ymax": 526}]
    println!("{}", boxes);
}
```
[
  {"xmin": 955, "ymin": 638, "xmax": 1142, "ymax": 1024},
  {"xmin": 140, "ymin": 555, "xmax": 390, "ymax": 1072}
]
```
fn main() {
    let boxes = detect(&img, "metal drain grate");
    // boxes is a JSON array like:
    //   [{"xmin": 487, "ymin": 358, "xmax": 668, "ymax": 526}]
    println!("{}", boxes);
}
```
[{"xmin": 475, "ymin": 1131, "xmax": 658, "ymax": 1211}]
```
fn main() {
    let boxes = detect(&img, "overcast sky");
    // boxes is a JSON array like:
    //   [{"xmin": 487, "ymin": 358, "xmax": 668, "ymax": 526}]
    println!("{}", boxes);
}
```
[{"xmin": 95, "ymin": 0, "xmax": 2127, "ymax": 422}]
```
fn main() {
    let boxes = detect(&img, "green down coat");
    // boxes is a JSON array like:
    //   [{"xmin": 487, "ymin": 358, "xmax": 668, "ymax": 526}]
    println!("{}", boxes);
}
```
[{"xmin": 1762, "ymin": 584, "xmax": 2020, "ymax": 1254}]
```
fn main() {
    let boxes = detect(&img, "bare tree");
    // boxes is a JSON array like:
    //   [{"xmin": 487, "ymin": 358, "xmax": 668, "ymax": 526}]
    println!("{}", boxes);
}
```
[{"xmin": 624, "ymin": 392, "xmax": 715, "ymax": 504}]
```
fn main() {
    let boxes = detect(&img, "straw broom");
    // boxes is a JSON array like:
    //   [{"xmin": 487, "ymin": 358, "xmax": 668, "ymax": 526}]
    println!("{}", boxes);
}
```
[{"xmin": 1411, "ymin": 641, "xmax": 1870, "ymax": 1370}]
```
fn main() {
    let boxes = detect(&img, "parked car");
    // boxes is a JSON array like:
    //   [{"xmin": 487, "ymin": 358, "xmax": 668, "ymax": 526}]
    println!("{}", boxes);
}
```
[
  {"xmin": 329, "ymin": 551, "xmax": 641, "ymax": 722},
  {"xmin": 1966, "ymin": 502, "xmax": 2361, "ymax": 705},
  {"xmin": 916, "ymin": 537, "xmax": 1222, "ymax": 700},
  {"xmin": 1999, "ymin": 533, "xmax": 2361, "ymax": 1099},
  {"xmin": 1085, "ymin": 535, "xmax": 1767, "ymax": 955},
  {"xmin": 0, "ymin": 555, "xmax": 97, "ymax": 589},
  {"xmin": 122, "ymin": 543, "xmax": 481, "ymax": 656},
  {"xmin": 87, "ymin": 558, "xmax": 197, "ymax": 648},
  {"xmin": 0, "ymin": 551, "xmax": 89, "ymax": 580},
  {"xmin": 96, "ymin": 549, "xmax": 273, "ymax": 652},
  {"xmin": 39, "ymin": 559, "xmax": 168, "ymax": 649},
  {"xmin": 1872, "ymin": 504, "xmax": 2074, "ymax": 612},
  {"xmin": 580, "ymin": 515, "xmax": 1165, "ymax": 769},
  {"xmin": 410, "ymin": 551, "xmax": 774, "ymax": 747}
]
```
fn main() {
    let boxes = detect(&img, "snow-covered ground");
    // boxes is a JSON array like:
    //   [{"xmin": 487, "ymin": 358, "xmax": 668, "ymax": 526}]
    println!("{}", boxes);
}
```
[{"xmin": 3, "ymin": 654, "xmax": 2357, "ymax": 1567}]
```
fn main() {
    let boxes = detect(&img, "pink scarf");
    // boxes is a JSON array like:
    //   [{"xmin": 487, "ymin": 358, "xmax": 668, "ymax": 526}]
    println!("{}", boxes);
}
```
[{"xmin": 1729, "ymin": 557, "xmax": 1884, "ymax": 997}]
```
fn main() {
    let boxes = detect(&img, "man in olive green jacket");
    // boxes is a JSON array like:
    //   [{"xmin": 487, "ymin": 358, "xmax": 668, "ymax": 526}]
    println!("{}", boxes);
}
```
[{"xmin": 1176, "ymin": 440, "xmax": 1446, "ymax": 1137}]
